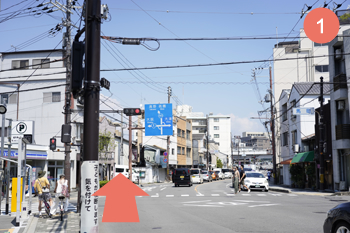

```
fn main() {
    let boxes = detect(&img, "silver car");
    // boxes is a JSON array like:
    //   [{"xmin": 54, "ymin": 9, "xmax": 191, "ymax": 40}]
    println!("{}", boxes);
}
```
[{"xmin": 202, "ymin": 170, "xmax": 213, "ymax": 182}]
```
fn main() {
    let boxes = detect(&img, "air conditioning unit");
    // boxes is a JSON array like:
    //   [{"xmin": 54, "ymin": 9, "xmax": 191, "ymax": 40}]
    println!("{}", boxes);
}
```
[
  {"xmin": 338, "ymin": 100, "xmax": 346, "ymax": 111},
  {"xmin": 294, "ymin": 144, "xmax": 299, "ymax": 153},
  {"xmin": 335, "ymin": 49, "xmax": 342, "ymax": 60}
]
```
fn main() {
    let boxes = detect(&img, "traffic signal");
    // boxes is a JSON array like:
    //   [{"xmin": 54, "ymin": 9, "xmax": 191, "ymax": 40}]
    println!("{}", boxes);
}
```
[
  {"xmin": 50, "ymin": 138, "xmax": 56, "ymax": 151},
  {"xmin": 123, "ymin": 108, "xmax": 141, "ymax": 116},
  {"xmin": 71, "ymin": 41, "xmax": 85, "ymax": 98}
]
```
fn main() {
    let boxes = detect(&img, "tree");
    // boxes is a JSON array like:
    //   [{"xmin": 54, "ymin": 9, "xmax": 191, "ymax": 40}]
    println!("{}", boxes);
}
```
[
  {"xmin": 217, "ymin": 159, "xmax": 223, "ymax": 168},
  {"xmin": 98, "ymin": 131, "xmax": 116, "ymax": 181}
]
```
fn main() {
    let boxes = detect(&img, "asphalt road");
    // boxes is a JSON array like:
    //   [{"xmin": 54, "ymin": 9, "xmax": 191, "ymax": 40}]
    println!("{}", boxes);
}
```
[{"xmin": 98, "ymin": 179, "xmax": 350, "ymax": 233}]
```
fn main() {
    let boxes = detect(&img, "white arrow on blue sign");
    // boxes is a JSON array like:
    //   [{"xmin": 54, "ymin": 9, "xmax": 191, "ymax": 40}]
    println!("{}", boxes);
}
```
[{"xmin": 145, "ymin": 103, "xmax": 173, "ymax": 136}]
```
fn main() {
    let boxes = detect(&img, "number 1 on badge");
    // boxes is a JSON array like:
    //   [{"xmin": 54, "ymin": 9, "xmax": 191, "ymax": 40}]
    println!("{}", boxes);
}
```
[{"xmin": 317, "ymin": 18, "xmax": 323, "ymax": 34}]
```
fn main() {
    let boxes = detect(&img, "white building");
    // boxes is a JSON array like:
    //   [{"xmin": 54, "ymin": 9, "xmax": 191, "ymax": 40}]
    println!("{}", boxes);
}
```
[
  {"xmin": 207, "ymin": 114, "xmax": 231, "ymax": 167},
  {"xmin": 278, "ymin": 83, "xmax": 330, "ymax": 186},
  {"xmin": 328, "ymin": 23, "xmax": 350, "ymax": 191},
  {"xmin": 0, "ymin": 49, "xmax": 80, "ymax": 190}
]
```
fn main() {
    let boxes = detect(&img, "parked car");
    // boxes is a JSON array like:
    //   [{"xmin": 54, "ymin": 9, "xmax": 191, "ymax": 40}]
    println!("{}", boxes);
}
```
[
  {"xmin": 243, "ymin": 172, "xmax": 269, "ymax": 192},
  {"xmin": 211, "ymin": 171, "xmax": 218, "ymax": 181},
  {"xmin": 222, "ymin": 169, "xmax": 233, "ymax": 179},
  {"xmin": 114, "ymin": 165, "xmax": 139, "ymax": 182},
  {"xmin": 324, "ymin": 202, "xmax": 350, "ymax": 233},
  {"xmin": 202, "ymin": 170, "xmax": 213, "ymax": 182},
  {"xmin": 214, "ymin": 168, "xmax": 225, "ymax": 180},
  {"xmin": 190, "ymin": 168, "xmax": 203, "ymax": 184},
  {"xmin": 173, "ymin": 168, "xmax": 193, "ymax": 187}
]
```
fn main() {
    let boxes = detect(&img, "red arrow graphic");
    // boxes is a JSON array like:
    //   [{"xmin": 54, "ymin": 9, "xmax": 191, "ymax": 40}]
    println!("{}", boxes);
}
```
[{"xmin": 92, "ymin": 174, "xmax": 149, "ymax": 222}]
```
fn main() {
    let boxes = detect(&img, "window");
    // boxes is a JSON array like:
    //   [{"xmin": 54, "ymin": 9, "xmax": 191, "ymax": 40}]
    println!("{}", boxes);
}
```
[
  {"xmin": 186, "ymin": 148, "xmax": 191, "ymax": 157},
  {"xmin": 290, "ymin": 100, "xmax": 297, "ymax": 119},
  {"xmin": 214, "ymin": 126, "xmax": 219, "ymax": 130},
  {"xmin": 282, "ymin": 104, "xmax": 287, "ymax": 121},
  {"xmin": 292, "ymin": 130, "xmax": 297, "ymax": 146},
  {"xmin": 76, "ymin": 124, "xmax": 83, "ymax": 140},
  {"xmin": 282, "ymin": 132, "xmax": 288, "ymax": 146},
  {"xmin": 314, "ymin": 42, "xmax": 329, "ymax": 47},
  {"xmin": 12, "ymin": 60, "xmax": 29, "ymax": 69},
  {"xmin": 214, "ymin": 134, "xmax": 220, "ymax": 138},
  {"xmin": 181, "ymin": 147, "xmax": 185, "ymax": 155},
  {"xmin": 214, "ymin": 118, "xmax": 219, "ymax": 122},
  {"xmin": 177, "ymin": 146, "xmax": 181, "ymax": 154},
  {"xmin": 172, "ymin": 148, "xmax": 174, "ymax": 155},
  {"xmin": 44, "ymin": 92, "xmax": 61, "ymax": 103},
  {"xmin": 182, "ymin": 130, "xmax": 185, "ymax": 138},
  {"xmin": 177, "ymin": 128, "xmax": 181, "ymax": 136},
  {"xmin": 186, "ymin": 130, "xmax": 190, "ymax": 139},
  {"xmin": 32, "ymin": 59, "xmax": 50, "ymax": 69},
  {"xmin": 315, "ymin": 65, "xmax": 329, "ymax": 73}
]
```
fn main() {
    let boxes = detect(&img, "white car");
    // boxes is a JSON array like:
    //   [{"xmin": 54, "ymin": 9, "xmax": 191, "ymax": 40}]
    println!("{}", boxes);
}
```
[
  {"xmin": 190, "ymin": 169, "xmax": 203, "ymax": 184},
  {"xmin": 213, "ymin": 169, "xmax": 225, "ymax": 180},
  {"xmin": 222, "ymin": 169, "xmax": 233, "ymax": 179},
  {"xmin": 243, "ymin": 172, "xmax": 269, "ymax": 192},
  {"xmin": 115, "ymin": 165, "xmax": 139, "ymax": 182}
]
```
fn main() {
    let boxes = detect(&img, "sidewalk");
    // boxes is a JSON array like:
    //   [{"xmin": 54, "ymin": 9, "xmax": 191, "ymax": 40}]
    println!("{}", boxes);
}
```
[
  {"xmin": 22, "ymin": 192, "xmax": 79, "ymax": 233},
  {"xmin": 268, "ymin": 177, "xmax": 334, "ymax": 196}
]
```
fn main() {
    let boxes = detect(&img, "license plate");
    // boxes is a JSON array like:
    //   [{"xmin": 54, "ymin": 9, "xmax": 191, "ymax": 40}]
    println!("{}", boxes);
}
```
[
  {"xmin": 180, "ymin": 176, "xmax": 184, "ymax": 178},
  {"xmin": 192, "ymin": 176, "xmax": 196, "ymax": 178},
  {"xmin": 256, "ymin": 185, "xmax": 260, "ymax": 188}
]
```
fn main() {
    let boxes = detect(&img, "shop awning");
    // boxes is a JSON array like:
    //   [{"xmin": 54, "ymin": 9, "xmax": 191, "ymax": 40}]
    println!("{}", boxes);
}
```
[
  {"xmin": 291, "ymin": 151, "xmax": 314, "ymax": 164},
  {"xmin": 280, "ymin": 159, "xmax": 292, "ymax": 165}
]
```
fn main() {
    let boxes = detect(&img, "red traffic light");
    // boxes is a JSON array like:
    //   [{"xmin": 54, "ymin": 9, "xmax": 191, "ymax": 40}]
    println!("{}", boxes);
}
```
[
  {"xmin": 123, "ymin": 108, "xmax": 142, "ymax": 116},
  {"xmin": 135, "ymin": 109, "xmax": 140, "ymax": 114}
]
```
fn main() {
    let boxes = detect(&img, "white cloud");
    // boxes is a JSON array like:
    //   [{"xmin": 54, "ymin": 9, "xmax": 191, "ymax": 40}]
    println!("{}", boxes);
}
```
[{"xmin": 229, "ymin": 113, "xmax": 266, "ymax": 136}]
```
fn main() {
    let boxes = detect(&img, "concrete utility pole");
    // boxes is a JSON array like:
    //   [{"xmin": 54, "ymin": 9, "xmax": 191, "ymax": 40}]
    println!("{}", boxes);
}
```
[
  {"xmin": 120, "ymin": 113, "xmax": 123, "ymax": 163},
  {"xmin": 206, "ymin": 116, "xmax": 209, "ymax": 170},
  {"xmin": 5, "ymin": 119, "xmax": 11, "ymax": 214},
  {"xmin": 128, "ymin": 115, "xmax": 132, "ymax": 181},
  {"xmin": 0, "ymin": 101, "xmax": 5, "ymax": 215},
  {"xmin": 81, "ymin": 0, "xmax": 101, "ymax": 232},
  {"xmin": 269, "ymin": 65, "xmax": 277, "ymax": 185},
  {"xmin": 166, "ymin": 86, "xmax": 171, "ymax": 180},
  {"xmin": 64, "ymin": 0, "xmax": 72, "ymax": 193},
  {"xmin": 319, "ymin": 77, "xmax": 325, "ymax": 190}
]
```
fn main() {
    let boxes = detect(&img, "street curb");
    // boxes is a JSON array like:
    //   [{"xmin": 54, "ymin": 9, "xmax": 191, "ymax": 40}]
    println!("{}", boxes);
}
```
[
  {"xmin": 331, "ymin": 192, "xmax": 350, "ymax": 196},
  {"xmin": 22, "ymin": 214, "xmax": 36, "ymax": 233},
  {"xmin": 269, "ymin": 187, "xmax": 291, "ymax": 193}
]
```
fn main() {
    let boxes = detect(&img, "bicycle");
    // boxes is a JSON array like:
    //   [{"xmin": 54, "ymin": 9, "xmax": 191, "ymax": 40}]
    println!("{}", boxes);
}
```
[
  {"xmin": 58, "ymin": 195, "xmax": 66, "ymax": 221},
  {"xmin": 41, "ymin": 193, "xmax": 52, "ymax": 218}
]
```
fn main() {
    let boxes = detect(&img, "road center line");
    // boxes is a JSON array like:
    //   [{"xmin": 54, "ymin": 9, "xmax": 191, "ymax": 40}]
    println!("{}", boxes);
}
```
[{"xmin": 166, "ymin": 195, "xmax": 174, "ymax": 197}]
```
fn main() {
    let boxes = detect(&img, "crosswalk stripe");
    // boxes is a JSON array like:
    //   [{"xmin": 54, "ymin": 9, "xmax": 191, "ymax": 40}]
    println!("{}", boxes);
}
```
[
  {"xmin": 257, "ymin": 194, "xmax": 266, "ymax": 196},
  {"xmin": 226, "ymin": 194, "xmax": 235, "ymax": 196},
  {"xmin": 288, "ymin": 194, "xmax": 297, "ymax": 196},
  {"xmin": 241, "ymin": 194, "xmax": 251, "ymax": 196},
  {"xmin": 211, "ymin": 194, "xmax": 220, "ymax": 196},
  {"xmin": 166, "ymin": 195, "xmax": 174, "ymax": 197},
  {"xmin": 181, "ymin": 194, "xmax": 189, "ymax": 197}
]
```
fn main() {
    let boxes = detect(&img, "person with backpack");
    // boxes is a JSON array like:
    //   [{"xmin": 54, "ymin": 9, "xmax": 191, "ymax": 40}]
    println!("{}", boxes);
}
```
[
  {"xmin": 239, "ymin": 165, "xmax": 250, "ymax": 193},
  {"xmin": 34, "ymin": 170, "xmax": 53, "ymax": 217},
  {"xmin": 50, "ymin": 174, "xmax": 69, "ymax": 215}
]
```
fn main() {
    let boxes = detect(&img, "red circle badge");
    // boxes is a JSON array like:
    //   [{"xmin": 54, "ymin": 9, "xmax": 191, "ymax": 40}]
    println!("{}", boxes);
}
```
[{"xmin": 304, "ymin": 8, "xmax": 339, "ymax": 44}]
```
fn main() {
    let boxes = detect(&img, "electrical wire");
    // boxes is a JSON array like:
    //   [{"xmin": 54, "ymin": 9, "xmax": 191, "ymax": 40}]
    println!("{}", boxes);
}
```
[{"xmin": 0, "ymin": 83, "xmax": 66, "ymax": 95}]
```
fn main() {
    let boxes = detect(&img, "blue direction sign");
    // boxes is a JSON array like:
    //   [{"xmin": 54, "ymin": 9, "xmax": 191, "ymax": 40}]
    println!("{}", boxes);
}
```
[
  {"xmin": 292, "ymin": 107, "xmax": 315, "ymax": 115},
  {"xmin": 145, "ymin": 103, "xmax": 173, "ymax": 136}
]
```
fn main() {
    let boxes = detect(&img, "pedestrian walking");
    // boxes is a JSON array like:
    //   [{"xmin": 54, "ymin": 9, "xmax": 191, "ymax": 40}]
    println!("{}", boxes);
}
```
[
  {"xmin": 50, "ymin": 174, "xmax": 69, "ymax": 215},
  {"xmin": 267, "ymin": 170, "xmax": 271, "ymax": 182},
  {"xmin": 239, "ymin": 165, "xmax": 250, "ymax": 193},
  {"xmin": 232, "ymin": 165, "xmax": 240, "ymax": 194},
  {"xmin": 34, "ymin": 171, "xmax": 53, "ymax": 217}
]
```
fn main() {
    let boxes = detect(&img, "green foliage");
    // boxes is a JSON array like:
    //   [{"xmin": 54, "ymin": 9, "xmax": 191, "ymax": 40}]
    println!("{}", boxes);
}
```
[
  {"xmin": 289, "ymin": 164, "xmax": 303, "ymax": 185},
  {"xmin": 340, "ymin": 13, "xmax": 350, "ymax": 21},
  {"xmin": 98, "ymin": 131, "xmax": 116, "ymax": 158},
  {"xmin": 306, "ymin": 164, "xmax": 316, "ymax": 187},
  {"xmin": 99, "ymin": 180, "xmax": 109, "ymax": 188},
  {"xmin": 217, "ymin": 159, "xmax": 223, "ymax": 168}
]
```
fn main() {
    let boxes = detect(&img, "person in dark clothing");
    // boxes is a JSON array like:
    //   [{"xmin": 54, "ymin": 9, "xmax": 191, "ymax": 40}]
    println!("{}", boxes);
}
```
[{"xmin": 239, "ymin": 165, "xmax": 250, "ymax": 193}]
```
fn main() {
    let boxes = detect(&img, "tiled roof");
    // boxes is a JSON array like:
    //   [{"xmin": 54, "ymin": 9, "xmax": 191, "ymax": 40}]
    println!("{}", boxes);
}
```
[{"xmin": 293, "ymin": 82, "xmax": 331, "ymax": 95}]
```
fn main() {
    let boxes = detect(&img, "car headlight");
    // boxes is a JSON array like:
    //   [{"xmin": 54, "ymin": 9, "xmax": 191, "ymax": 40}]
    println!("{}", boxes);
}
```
[{"xmin": 264, "ymin": 180, "xmax": 268, "ymax": 184}]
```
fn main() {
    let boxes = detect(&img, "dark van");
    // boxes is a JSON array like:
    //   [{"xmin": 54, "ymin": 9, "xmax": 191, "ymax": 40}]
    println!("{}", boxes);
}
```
[{"xmin": 173, "ymin": 168, "xmax": 193, "ymax": 187}]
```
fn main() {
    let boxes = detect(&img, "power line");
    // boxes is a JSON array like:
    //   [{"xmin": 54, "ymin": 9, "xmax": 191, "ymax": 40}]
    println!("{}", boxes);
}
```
[
  {"xmin": 101, "ymin": 52, "xmax": 350, "ymax": 72},
  {"xmin": 0, "ymin": 83, "xmax": 66, "ymax": 95}
]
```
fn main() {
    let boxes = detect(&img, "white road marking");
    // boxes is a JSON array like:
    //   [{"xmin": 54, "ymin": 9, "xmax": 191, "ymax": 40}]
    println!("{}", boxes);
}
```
[
  {"xmin": 288, "ymin": 194, "xmax": 298, "ymax": 196},
  {"xmin": 166, "ymin": 195, "xmax": 174, "ymax": 197},
  {"xmin": 226, "ymin": 194, "xmax": 235, "ymax": 196},
  {"xmin": 241, "ymin": 194, "xmax": 251, "ymax": 196},
  {"xmin": 211, "ymin": 194, "xmax": 220, "ymax": 196},
  {"xmin": 160, "ymin": 188, "xmax": 166, "ymax": 191},
  {"xmin": 248, "ymin": 204, "xmax": 280, "ymax": 208},
  {"xmin": 183, "ymin": 204, "xmax": 223, "ymax": 207},
  {"xmin": 257, "ymin": 194, "xmax": 266, "ymax": 196},
  {"xmin": 181, "ymin": 194, "xmax": 189, "ymax": 197},
  {"xmin": 269, "ymin": 193, "xmax": 282, "ymax": 196},
  {"xmin": 151, "ymin": 193, "xmax": 159, "ymax": 197},
  {"xmin": 182, "ymin": 200, "xmax": 212, "ymax": 204}
]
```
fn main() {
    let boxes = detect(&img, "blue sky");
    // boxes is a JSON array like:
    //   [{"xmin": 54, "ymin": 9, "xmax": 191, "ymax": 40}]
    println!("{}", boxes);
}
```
[{"xmin": 0, "ymin": 0, "xmax": 347, "ymax": 135}]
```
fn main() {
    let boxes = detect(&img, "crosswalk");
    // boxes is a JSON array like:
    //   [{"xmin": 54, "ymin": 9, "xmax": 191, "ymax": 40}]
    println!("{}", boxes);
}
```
[
  {"xmin": 0, "ymin": 202, "xmax": 77, "ymax": 215},
  {"xmin": 137, "ymin": 192, "xmax": 297, "ymax": 198}
]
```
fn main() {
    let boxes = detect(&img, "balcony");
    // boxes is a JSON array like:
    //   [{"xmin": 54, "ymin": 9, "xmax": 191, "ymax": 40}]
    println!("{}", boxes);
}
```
[
  {"xmin": 334, "ymin": 73, "xmax": 347, "ymax": 91},
  {"xmin": 336, "ymin": 124, "xmax": 350, "ymax": 140},
  {"xmin": 337, "ymin": 10, "xmax": 350, "ymax": 25}
]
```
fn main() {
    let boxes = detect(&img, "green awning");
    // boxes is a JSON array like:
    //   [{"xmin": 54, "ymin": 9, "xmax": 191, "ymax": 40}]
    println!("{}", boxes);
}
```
[{"xmin": 291, "ymin": 151, "xmax": 314, "ymax": 164}]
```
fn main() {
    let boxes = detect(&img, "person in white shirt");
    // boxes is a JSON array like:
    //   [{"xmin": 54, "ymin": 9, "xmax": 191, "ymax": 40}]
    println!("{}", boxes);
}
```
[{"xmin": 50, "ymin": 174, "xmax": 69, "ymax": 215}]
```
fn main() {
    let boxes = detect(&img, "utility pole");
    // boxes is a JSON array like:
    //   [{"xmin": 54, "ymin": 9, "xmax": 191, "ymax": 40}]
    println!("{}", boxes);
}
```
[
  {"xmin": 120, "ymin": 113, "xmax": 123, "ymax": 164},
  {"xmin": 5, "ymin": 119, "xmax": 11, "ymax": 214},
  {"xmin": 63, "ymin": 0, "xmax": 72, "ymax": 193},
  {"xmin": 128, "ymin": 116, "xmax": 132, "ymax": 181},
  {"xmin": 269, "ymin": 65, "xmax": 277, "ymax": 185},
  {"xmin": 319, "ymin": 77, "xmax": 325, "ymax": 190},
  {"xmin": 206, "ymin": 115, "xmax": 209, "ymax": 170},
  {"xmin": 81, "ymin": 0, "xmax": 101, "ymax": 232},
  {"xmin": 166, "ymin": 86, "xmax": 171, "ymax": 180},
  {"xmin": 0, "ymin": 101, "xmax": 5, "ymax": 214}
]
